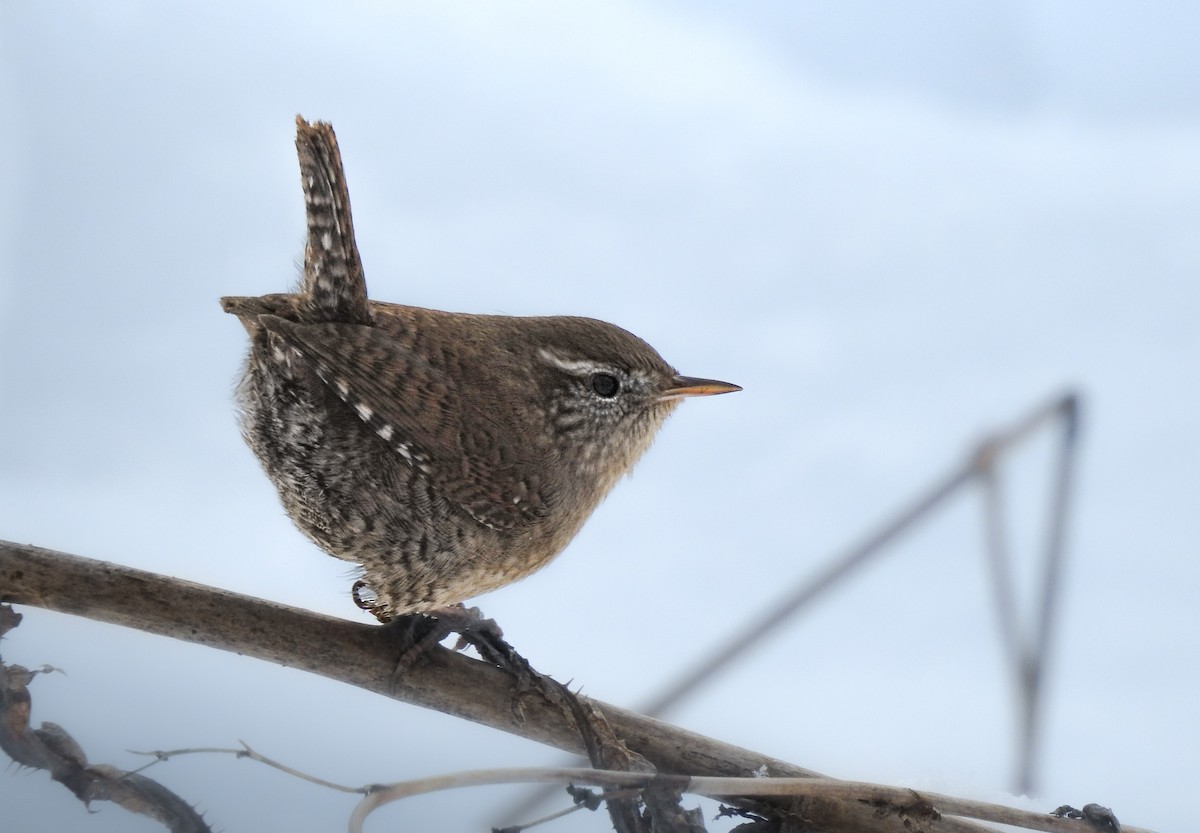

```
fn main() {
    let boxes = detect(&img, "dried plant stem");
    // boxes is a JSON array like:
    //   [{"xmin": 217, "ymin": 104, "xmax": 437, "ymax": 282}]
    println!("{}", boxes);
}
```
[{"xmin": 1, "ymin": 539, "xmax": 993, "ymax": 833}]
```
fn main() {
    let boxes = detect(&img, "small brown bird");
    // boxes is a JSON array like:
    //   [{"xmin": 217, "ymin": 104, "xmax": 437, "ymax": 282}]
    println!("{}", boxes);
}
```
[{"xmin": 222, "ymin": 118, "xmax": 739, "ymax": 619}]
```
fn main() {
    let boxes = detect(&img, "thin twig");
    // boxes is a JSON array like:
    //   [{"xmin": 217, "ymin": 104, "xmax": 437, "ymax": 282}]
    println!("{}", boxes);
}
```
[
  {"xmin": 128, "ymin": 742, "xmax": 365, "ymax": 794},
  {"xmin": 342, "ymin": 766, "xmax": 1155, "ymax": 833}
]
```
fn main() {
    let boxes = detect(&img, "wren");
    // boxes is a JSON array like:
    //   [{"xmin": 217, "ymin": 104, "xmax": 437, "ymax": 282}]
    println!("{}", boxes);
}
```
[{"xmin": 222, "ymin": 118, "xmax": 740, "ymax": 619}]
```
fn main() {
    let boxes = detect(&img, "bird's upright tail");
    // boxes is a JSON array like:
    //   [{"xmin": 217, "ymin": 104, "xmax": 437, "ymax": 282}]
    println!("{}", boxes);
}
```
[{"xmin": 293, "ymin": 116, "xmax": 371, "ymax": 325}]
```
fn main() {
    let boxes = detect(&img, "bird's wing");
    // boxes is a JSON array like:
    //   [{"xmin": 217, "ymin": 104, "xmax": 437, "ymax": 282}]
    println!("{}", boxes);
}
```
[{"xmin": 257, "ymin": 315, "xmax": 553, "ymax": 531}]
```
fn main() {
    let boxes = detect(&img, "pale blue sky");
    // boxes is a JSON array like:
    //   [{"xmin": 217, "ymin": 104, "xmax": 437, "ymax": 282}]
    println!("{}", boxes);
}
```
[{"xmin": 1, "ymin": 3, "xmax": 1196, "ymax": 831}]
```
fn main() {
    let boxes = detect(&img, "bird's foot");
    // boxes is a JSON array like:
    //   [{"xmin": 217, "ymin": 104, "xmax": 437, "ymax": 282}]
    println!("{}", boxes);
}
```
[
  {"xmin": 378, "ymin": 604, "xmax": 537, "ymax": 718},
  {"xmin": 410, "ymin": 604, "xmax": 506, "ymax": 656},
  {"xmin": 351, "ymin": 583, "xmax": 508, "ymax": 659}
]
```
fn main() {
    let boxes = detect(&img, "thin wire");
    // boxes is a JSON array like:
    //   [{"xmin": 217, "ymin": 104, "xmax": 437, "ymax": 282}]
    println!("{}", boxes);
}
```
[
  {"xmin": 974, "ymin": 393, "xmax": 1081, "ymax": 792},
  {"xmin": 1013, "ymin": 394, "xmax": 1081, "ymax": 793},
  {"xmin": 980, "ymin": 464, "xmax": 1021, "ymax": 667},
  {"xmin": 640, "ymin": 391, "xmax": 1079, "ymax": 720}
]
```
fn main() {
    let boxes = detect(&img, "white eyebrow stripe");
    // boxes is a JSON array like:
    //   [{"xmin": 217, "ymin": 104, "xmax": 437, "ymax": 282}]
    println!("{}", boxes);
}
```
[{"xmin": 537, "ymin": 348, "xmax": 604, "ymax": 375}]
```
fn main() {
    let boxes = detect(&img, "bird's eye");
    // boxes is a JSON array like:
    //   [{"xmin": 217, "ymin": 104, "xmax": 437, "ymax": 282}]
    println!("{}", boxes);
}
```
[{"xmin": 590, "ymin": 372, "xmax": 620, "ymax": 398}]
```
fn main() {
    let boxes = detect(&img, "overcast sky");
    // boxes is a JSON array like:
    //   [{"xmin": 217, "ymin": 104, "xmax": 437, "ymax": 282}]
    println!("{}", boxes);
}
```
[{"xmin": 1, "ymin": 2, "xmax": 1197, "ymax": 831}]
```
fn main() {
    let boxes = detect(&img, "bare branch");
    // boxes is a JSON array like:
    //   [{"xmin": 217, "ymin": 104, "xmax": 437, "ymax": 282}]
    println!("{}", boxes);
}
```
[{"xmin": 1, "ymin": 541, "xmax": 996, "ymax": 833}]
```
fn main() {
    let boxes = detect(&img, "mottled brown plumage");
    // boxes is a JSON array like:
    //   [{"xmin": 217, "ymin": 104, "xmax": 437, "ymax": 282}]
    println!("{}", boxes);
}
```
[{"xmin": 222, "ymin": 117, "xmax": 739, "ymax": 618}]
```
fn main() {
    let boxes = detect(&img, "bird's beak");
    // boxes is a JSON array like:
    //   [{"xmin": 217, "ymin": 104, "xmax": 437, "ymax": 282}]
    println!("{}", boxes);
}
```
[{"xmin": 660, "ymin": 375, "xmax": 742, "ymax": 401}]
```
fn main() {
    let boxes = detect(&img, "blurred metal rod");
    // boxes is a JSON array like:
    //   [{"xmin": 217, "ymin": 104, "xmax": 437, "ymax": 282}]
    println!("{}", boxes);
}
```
[
  {"xmin": 640, "ymin": 390, "xmax": 1081, "ymax": 719},
  {"xmin": 1014, "ymin": 393, "xmax": 1081, "ymax": 793}
]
